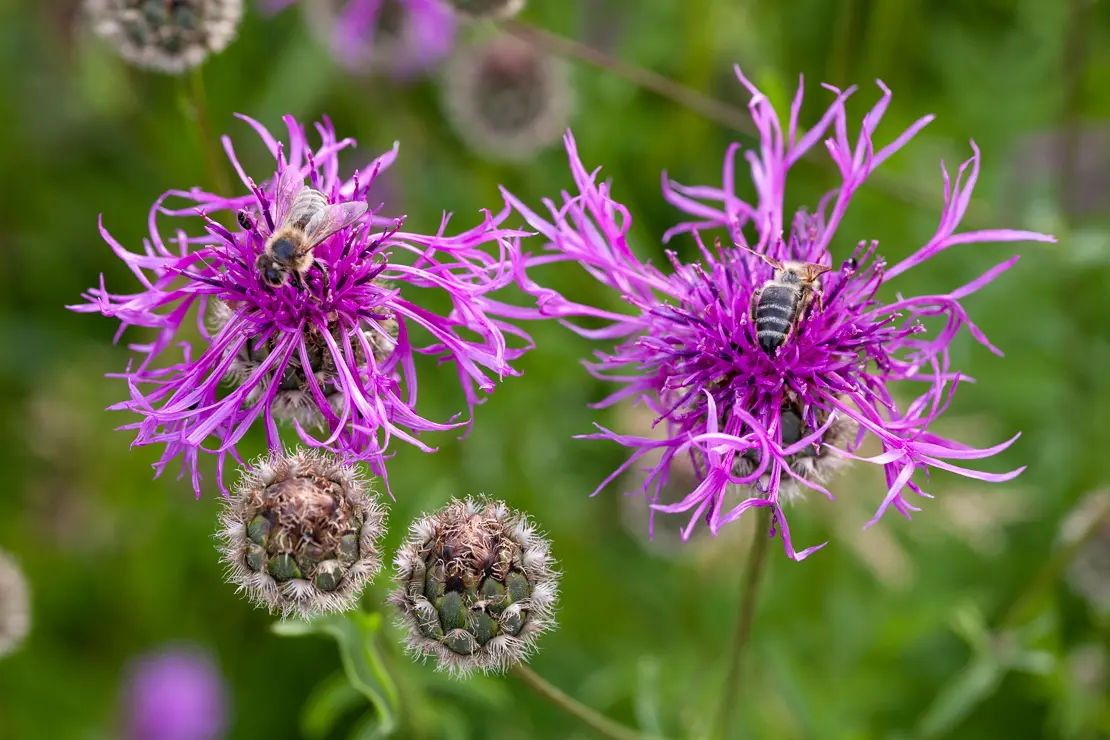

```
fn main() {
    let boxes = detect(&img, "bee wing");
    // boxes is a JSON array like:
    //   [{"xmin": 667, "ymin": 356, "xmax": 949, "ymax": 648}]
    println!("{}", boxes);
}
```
[
  {"xmin": 271, "ymin": 167, "xmax": 305, "ymax": 229},
  {"xmin": 300, "ymin": 201, "xmax": 369, "ymax": 250}
]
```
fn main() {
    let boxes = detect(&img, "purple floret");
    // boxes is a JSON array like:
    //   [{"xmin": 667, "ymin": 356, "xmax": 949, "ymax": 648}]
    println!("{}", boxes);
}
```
[
  {"xmin": 72, "ymin": 114, "xmax": 529, "ymax": 496},
  {"xmin": 500, "ymin": 68, "xmax": 1055, "ymax": 560}
]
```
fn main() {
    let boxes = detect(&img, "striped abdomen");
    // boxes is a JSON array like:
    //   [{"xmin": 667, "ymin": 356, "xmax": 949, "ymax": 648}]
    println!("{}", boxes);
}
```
[{"xmin": 754, "ymin": 284, "xmax": 800, "ymax": 355}]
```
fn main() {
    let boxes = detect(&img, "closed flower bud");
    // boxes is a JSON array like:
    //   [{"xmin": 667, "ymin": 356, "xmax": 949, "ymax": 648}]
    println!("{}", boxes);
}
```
[
  {"xmin": 85, "ymin": 0, "xmax": 243, "ymax": 74},
  {"xmin": 217, "ymin": 449, "xmax": 387, "ymax": 619},
  {"xmin": 389, "ymin": 497, "xmax": 558, "ymax": 676},
  {"xmin": 442, "ymin": 34, "xmax": 573, "ymax": 162},
  {"xmin": 0, "ymin": 550, "xmax": 30, "ymax": 659},
  {"xmin": 445, "ymin": 0, "xmax": 525, "ymax": 21}
]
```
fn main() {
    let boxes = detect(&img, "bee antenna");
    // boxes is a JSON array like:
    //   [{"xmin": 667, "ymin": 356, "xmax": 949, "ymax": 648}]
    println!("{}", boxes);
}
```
[{"xmin": 731, "ymin": 241, "xmax": 782, "ymax": 269}]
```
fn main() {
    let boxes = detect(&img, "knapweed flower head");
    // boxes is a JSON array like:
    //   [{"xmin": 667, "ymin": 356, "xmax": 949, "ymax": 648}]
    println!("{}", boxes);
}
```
[
  {"xmin": 217, "ymin": 448, "xmax": 387, "ymax": 618},
  {"xmin": 121, "ymin": 645, "xmax": 228, "ymax": 740},
  {"xmin": 268, "ymin": 0, "xmax": 455, "ymax": 78},
  {"xmin": 71, "ymin": 114, "xmax": 529, "ymax": 495},
  {"xmin": 442, "ymin": 33, "xmax": 573, "ymax": 163},
  {"xmin": 444, "ymin": 0, "xmax": 525, "ymax": 21},
  {"xmin": 501, "ymin": 67, "xmax": 1055, "ymax": 560},
  {"xmin": 0, "ymin": 549, "xmax": 30, "ymax": 659},
  {"xmin": 86, "ymin": 0, "xmax": 243, "ymax": 73},
  {"xmin": 389, "ymin": 497, "xmax": 558, "ymax": 676}
]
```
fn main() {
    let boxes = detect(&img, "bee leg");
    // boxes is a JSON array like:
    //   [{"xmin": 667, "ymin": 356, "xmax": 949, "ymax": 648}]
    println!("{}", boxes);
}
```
[
  {"xmin": 289, "ymin": 271, "xmax": 306, "ymax": 292},
  {"xmin": 810, "ymin": 287, "xmax": 825, "ymax": 316},
  {"xmin": 312, "ymin": 260, "xmax": 331, "ymax": 297},
  {"xmin": 749, "ymin": 288, "xmax": 761, "ymax": 320}
]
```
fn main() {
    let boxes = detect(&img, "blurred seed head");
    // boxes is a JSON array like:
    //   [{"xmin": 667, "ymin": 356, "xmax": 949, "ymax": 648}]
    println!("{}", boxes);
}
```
[
  {"xmin": 1062, "ymin": 489, "xmax": 1110, "ymax": 616},
  {"xmin": 389, "ymin": 497, "xmax": 559, "ymax": 676},
  {"xmin": 208, "ymin": 299, "xmax": 398, "ymax": 429},
  {"xmin": 121, "ymin": 645, "xmax": 228, "ymax": 740},
  {"xmin": 217, "ymin": 449, "xmax": 387, "ymax": 619},
  {"xmin": 442, "ymin": 34, "xmax": 573, "ymax": 162},
  {"xmin": 730, "ymin": 399, "xmax": 858, "ymax": 502},
  {"xmin": 85, "ymin": 0, "xmax": 243, "ymax": 74},
  {"xmin": 445, "ymin": 0, "xmax": 525, "ymax": 21},
  {"xmin": 0, "ymin": 550, "xmax": 31, "ymax": 659}
]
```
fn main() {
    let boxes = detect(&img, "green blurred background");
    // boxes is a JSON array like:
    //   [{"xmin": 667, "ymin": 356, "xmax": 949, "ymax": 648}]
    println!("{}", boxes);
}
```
[{"xmin": 1, "ymin": 0, "xmax": 1109, "ymax": 738}]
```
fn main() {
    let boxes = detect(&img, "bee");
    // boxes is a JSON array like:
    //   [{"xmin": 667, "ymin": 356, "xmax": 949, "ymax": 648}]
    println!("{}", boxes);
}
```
[
  {"xmin": 254, "ymin": 167, "xmax": 368, "ymax": 292},
  {"xmin": 741, "ymin": 247, "xmax": 831, "ymax": 356}
]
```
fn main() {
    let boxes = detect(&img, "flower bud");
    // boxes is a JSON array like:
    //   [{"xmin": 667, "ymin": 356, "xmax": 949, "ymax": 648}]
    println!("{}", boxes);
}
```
[
  {"xmin": 217, "ymin": 449, "xmax": 387, "ymax": 619},
  {"xmin": 389, "ymin": 497, "xmax": 558, "ymax": 676},
  {"xmin": 0, "ymin": 549, "xmax": 30, "ymax": 659},
  {"xmin": 445, "ymin": 0, "xmax": 525, "ymax": 21},
  {"xmin": 442, "ymin": 34, "xmax": 573, "ymax": 162},
  {"xmin": 85, "ymin": 0, "xmax": 243, "ymax": 74}
]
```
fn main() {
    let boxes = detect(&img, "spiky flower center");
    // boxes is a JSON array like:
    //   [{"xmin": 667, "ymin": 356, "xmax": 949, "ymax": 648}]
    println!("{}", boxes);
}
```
[
  {"xmin": 409, "ymin": 514, "xmax": 535, "ymax": 655},
  {"xmin": 241, "ymin": 474, "xmax": 364, "ymax": 592}
]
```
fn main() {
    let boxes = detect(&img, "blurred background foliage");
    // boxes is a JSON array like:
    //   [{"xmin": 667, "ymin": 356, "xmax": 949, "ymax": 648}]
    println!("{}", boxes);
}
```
[{"xmin": 1, "ymin": 0, "xmax": 1109, "ymax": 738}]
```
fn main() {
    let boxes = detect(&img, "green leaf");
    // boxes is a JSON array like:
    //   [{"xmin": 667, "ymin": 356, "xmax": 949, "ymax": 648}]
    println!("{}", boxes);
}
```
[
  {"xmin": 634, "ymin": 657, "xmax": 664, "ymax": 736},
  {"xmin": 916, "ymin": 658, "xmax": 1005, "ymax": 738},
  {"xmin": 300, "ymin": 673, "xmax": 365, "ymax": 740},
  {"xmin": 273, "ymin": 612, "xmax": 401, "ymax": 736}
]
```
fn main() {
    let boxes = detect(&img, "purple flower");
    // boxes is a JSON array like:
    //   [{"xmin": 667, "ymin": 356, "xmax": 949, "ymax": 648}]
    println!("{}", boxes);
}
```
[
  {"xmin": 265, "ymin": 0, "xmax": 455, "ymax": 78},
  {"xmin": 72, "ymin": 114, "xmax": 529, "ymax": 496},
  {"xmin": 121, "ymin": 645, "xmax": 228, "ymax": 740},
  {"xmin": 500, "ymin": 68, "xmax": 1055, "ymax": 560}
]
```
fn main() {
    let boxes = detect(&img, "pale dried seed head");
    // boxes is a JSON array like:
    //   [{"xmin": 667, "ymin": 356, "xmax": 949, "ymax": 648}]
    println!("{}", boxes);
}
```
[
  {"xmin": 0, "ymin": 550, "xmax": 30, "ymax": 659},
  {"xmin": 388, "ymin": 497, "xmax": 559, "ymax": 677},
  {"xmin": 85, "ymin": 0, "xmax": 242, "ymax": 74},
  {"xmin": 216, "ymin": 449, "xmax": 387, "ymax": 619},
  {"xmin": 442, "ymin": 34, "xmax": 573, "ymax": 162}
]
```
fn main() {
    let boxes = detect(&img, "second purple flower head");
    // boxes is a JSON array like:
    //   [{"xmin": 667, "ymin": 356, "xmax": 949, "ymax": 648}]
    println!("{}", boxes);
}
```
[{"xmin": 502, "ymin": 68, "xmax": 1055, "ymax": 559}]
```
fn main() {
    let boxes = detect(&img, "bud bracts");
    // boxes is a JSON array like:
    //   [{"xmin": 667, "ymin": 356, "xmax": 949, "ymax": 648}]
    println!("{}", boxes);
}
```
[
  {"xmin": 218, "ymin": 449, "xmax": 387, "ymax": 618},
  {"xmin": 389, "ymin": 498, "xmax": 558, "ymax": 676}
]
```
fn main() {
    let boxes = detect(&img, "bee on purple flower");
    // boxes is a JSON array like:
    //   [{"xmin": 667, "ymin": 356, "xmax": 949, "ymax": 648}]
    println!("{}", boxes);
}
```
[
  {"xmin": 72, "ymin": 114, "xmax": 530, "ymax": 497},
  {"xmin": 500, "ymin": 68, "xmax": 1056, "ymax": 560}
]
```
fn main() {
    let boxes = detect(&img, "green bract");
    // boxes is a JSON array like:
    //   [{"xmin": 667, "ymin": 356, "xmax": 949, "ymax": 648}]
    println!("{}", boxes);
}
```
[{"xmin": 389, "ymin": 498, "xmax": 559, "ymax": 676}]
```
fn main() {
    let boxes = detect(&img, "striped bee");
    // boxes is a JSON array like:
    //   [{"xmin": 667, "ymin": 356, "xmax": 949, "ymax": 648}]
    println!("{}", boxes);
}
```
[{"xmin": 743, "ymin": 248, "xmax": 831, "ymax": 356}]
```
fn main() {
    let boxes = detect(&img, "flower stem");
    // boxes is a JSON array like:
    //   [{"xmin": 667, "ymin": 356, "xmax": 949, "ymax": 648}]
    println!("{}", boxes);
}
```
[
  {"xmin": 498, "ymin": 18, "xmax": 994, "ymax": 229},
  {"xmin": 513, "ymin": 663, "xmax": 659, "ymax": 740},
  {"xmin": 180, "ymin": 66, "xmax": 232, "ymax": 199},
  {"xmin": 707, "ymin": 506, "xmax": 772, "ymax": 740},
  {"xmin": 1000, "ymin": 495, "xmax": 1110, "ymax": 629}
]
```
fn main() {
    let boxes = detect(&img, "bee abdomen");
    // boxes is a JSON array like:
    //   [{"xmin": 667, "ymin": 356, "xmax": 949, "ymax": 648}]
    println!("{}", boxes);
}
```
[{"xmin": 754, "ymin": 285, "xmax": 798, "ymax": 354}]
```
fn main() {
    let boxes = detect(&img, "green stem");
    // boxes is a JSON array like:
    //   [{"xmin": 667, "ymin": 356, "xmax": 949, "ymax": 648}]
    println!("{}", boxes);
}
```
[
  {"xmin": 181, "ymin": 66, "xmax": 232, "ymax": 199},
  {"xmin": 707, "ymin": 506, "xmax": 772, "ymax": 740},
  {"xmin": 1000, "ymin": 495, "xmax": 1110, "ymax": 629},
  {"xmin": 513, "ymin": 664, "xmax": 662, "ymax": 740},
  {"xmin": 498, "ymin": 18, "xmax": 995, "ymax": 228}
]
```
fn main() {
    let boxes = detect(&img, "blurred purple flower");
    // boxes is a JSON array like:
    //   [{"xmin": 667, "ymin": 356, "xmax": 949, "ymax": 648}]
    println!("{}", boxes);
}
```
[
  {"xmin": 72, "ymin": 114, "xmax": 529, "ymax": 497},
  {"xmin": 122, "ymin": 646, "xmax": 228, "ymax": 740},
  {"xmin": 266, "ymin": 0, "xmax": 455, "ymax": 78},
  {"xmin": 500, "ymin": 68, "xmax": 1055, "ymax": 559}
]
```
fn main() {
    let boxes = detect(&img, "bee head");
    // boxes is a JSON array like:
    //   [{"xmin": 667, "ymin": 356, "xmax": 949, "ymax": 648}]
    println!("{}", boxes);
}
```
[
  {"xmin": 271, "ymin": 237, "xmax": 298, "ymax": 262},
  {"xmin": 255, "ymin": 254, "xmax": 288, "ymax": 288}
]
